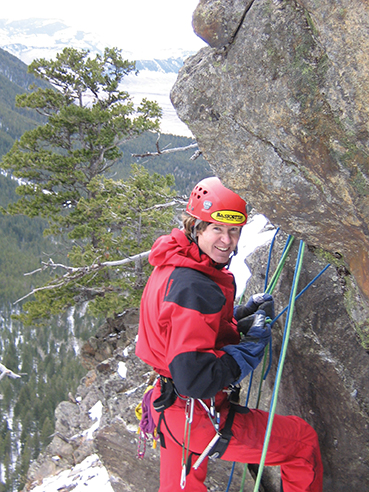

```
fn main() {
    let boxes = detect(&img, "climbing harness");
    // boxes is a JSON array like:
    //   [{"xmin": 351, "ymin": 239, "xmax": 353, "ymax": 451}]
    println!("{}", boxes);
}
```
[
  {"xmin": 152, "ymin": 376, "xmax": 199, "ymax": 489},
  {"xmin": 151, "ymin": 375, "xmax": 250, "ymax": 488},
  {"xmin": 153, "ymin": 377, "xmax": 246, "ymax": 488},
  {"xmin": 153, "ymin": 376, "xmax": 178, "ymax": 450},
  {"xmin": 193, "ymin": 403, "xmax": 235, "ymax": 470},
  {"xmin": 193, "ymin": 386, "xmax": 250, "ymax": 471}
]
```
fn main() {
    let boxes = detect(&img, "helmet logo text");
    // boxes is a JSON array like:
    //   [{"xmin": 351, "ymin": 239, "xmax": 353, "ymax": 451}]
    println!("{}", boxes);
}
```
[{"xmin": 210, "ymin": 210, "xmax": 246, "ymax": 224}]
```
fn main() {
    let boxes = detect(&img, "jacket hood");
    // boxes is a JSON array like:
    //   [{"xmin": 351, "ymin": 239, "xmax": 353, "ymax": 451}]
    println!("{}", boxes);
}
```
[{"xmin": 149, "ymin": 228, "xmax": 228, "ymax": 278}]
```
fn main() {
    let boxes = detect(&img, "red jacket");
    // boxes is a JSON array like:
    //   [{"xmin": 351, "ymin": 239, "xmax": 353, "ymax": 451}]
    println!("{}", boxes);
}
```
[{"xmin": 136, "ymin": 228, "xmax": 240, "ymax": 399}]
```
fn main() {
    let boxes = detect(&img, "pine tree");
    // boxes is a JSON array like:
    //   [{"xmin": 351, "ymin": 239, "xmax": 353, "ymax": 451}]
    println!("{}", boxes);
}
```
[
  {"xmin": 1, "ymin": 431, "xmax": 11, "ymax": 491},
  {"xmin": 0, "ymin": 47, "xmax": 179, "ymax": 324},
  {"xmin": 40, "ymin": 417, "xmax": 54, "ymax": 450},
  {"xmin": 18, "ymin": 435, "xmax": 32, "ymax": 490}
]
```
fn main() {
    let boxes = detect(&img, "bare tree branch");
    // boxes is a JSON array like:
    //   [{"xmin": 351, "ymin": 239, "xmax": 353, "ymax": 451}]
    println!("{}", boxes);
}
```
[
  {"xmin": 15, "ymin": 281, "xmax": 67, "ymax": 304},
  {"xmin": 190, "ymin": 149, "xmax": 202, "ymax": 161},
  {"xmin": 0, "ymin": 363, "xmax": 22, "ymax": 380},
  {"xmin": 143, "ymin": 198, "xmax": 187, "ymax": 212},
  {"xmin": 132, "ymin": 133, "xmax": 200, "ymax": 158},
  {"xmin": 14, "ymin": 250, "xmax": 152, "ymax": 305}
]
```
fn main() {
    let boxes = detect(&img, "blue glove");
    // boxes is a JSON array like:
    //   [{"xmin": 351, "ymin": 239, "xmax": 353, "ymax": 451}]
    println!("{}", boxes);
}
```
[
  {"xmin": 234, "ymin": 293, "xmax": 274, "ymax": 321},
  {"xmin": 223, "ymin": 310, "xmax": 271, "ymax": 384}
]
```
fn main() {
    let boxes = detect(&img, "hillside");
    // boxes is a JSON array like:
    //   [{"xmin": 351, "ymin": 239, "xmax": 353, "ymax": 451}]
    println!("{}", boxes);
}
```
[{"xmin": 0, "ymin": 48, "xmax": 48, "ymax": 155}]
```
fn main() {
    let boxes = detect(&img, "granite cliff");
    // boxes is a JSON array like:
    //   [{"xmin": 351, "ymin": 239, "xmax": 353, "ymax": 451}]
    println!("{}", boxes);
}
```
[{"xmin": 172, "ymin": 0, "xmax": 369, "ymax": 308}]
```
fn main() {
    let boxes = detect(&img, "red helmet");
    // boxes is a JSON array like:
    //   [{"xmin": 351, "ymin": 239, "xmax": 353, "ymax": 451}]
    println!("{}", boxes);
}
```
[{"xmin": 186, "ymin": 177, "xmax": 247, "ymax": 226}]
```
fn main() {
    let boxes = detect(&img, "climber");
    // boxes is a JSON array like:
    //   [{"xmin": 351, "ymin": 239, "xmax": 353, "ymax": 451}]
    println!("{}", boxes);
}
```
[{"xmin": 136, "ymin": 177, "xmax": 323, "ymax": 492}]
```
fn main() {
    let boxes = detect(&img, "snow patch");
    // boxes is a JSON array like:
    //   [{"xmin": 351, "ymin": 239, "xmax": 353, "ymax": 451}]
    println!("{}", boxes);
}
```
[
  {"xmin": 124, "ymin": 381, "xmax": 146, "ymax": 396},
  {"xmin": 117, "ymin": 361, "xmax": 127, "ymax": 379},
  {"xmin": 82, "ymin": 401, "xmax": 103, "ymax": 440},
  {"xmin": 229, "ymin": 215, "xmax": 278, "ymax": 298},
  {"xmin": 29, "ymin": 454, "xmax": 114, "ymax": 492}
]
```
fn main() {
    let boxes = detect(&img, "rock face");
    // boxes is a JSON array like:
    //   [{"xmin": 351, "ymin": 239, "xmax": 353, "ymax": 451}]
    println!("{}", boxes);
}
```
[
  {"xmin": 244, "ymin": 231, "xmax": 369, "ymax": 491},
  {"xmin": 171, "ymin": 0, "xmax": 369, "ymax": 305},
  {"xmin": 169, "ymin": 1, "xmax": 369, "ymax": 489}
]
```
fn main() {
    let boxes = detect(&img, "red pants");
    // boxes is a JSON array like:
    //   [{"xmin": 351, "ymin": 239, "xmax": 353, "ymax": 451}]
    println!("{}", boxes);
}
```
[{"xmin": 152, "ymin": 384, "xmax": 323, "ymax": 492}]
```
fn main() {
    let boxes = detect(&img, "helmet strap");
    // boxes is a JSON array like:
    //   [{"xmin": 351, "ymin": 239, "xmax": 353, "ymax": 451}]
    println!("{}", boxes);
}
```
[
  {"xmin": 227, "ymin": 225, "xmax": 243, "ymax": 267},
  {"xmin": 191, "ymin": 219, "xmax": 202, "ymax": 243}
]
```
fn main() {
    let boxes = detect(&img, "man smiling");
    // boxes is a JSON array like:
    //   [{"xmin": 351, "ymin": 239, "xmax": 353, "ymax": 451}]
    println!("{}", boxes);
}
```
[
  {"xmin": 136, "ymin": 177, "xmax": 323, "ymax": 492},
  {"xmin": 196, "ymin": 222, "xmax": 241, "ymax": 264}
]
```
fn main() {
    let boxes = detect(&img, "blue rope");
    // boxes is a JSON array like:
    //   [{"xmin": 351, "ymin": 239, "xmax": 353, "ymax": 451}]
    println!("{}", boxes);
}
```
[
  {"xmin": 224, "ymin": 369, "xmax": 254, "ymax": 492},
  {"xmin": 225, "ymin": 238, "xmax": 331, "ymax": 492},
  {"xmin": 263, "ymin": 263, "xmax": 330, "ymax": 380},
  {"xmin": 281, "ymin": 234, "xmax": 293, "ymax": 255},
  {"xmin": 226, "ymin": 229, "xmax": 282, "ymax": 492},
  {"xmin": 271, "ymin": 263, "xmax": 331, "ymax": 326},
  {"xmin": 225, "ymin": 462, "xmax": 236, "ymax": 492},
  {"xmin": 260, "ymin": 227, "xmax": 282, "ymax": 381},
  {"xmin": 264, "ymin": 227, "xmax": 280, "ymax": 292}
]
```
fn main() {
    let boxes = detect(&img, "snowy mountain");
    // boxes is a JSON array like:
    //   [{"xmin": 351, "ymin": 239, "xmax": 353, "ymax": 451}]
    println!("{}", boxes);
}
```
[
  {"xmin": 0, "ymin": 18, "xmax": 195, "ymax": 136},
  {"xmin": 0, "ymin": 18, "xmax": 105, "ymax": 64}
]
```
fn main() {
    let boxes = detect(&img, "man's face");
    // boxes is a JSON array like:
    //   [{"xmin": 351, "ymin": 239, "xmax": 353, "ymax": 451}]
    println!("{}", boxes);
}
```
[{"xmin": 197, "ymin": 223, "xmax": 241, "ymax": 263}]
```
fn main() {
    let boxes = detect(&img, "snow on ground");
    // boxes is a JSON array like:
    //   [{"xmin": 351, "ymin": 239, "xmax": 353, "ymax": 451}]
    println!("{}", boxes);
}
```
[
  {"xmin": 29, "ymin": 454, "xmax": 115, "ymax": 492},
  {"xmin": 82, "ymin": 401, "xmax": 103, "ymax": 441},
  {"xmin": 118, "ymin": 361, "xmax": 128, "ymax": 379},
  {"xmin": 29, "ymin": 400, "xmax": 113, "ymax": 490},
  {"xmin": 229, "ymin": 215, "xmax": 278, "ymax": 298}
]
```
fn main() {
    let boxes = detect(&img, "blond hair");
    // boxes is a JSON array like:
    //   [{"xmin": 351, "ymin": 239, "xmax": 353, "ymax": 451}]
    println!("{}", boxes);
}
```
[{"xmin": 182, "ymin": 212, "xmax": 210, "ymax": 241}]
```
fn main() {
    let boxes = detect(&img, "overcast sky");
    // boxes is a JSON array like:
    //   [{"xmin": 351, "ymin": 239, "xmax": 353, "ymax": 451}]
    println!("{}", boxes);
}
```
[{"xmin": 0, "ymin": 0, "xmax": 205, "ymax": 58}]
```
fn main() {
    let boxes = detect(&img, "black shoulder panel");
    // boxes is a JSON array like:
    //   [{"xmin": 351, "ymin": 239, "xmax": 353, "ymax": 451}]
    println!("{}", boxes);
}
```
[{"xmin": 164, "ymin": 267, "xmax": 225, "ymax": 315}]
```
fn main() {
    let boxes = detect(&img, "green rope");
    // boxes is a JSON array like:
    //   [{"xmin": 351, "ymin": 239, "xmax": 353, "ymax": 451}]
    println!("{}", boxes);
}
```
[
  {"xmin": 239, "ymin": 463, "xmax": 248, "ymax": 492},
  {"xmin": 238, "ymin": 234, "xmax": 295, "ymax": 492},
  {"xmin": 254, "ymin": 235, "xmax": 294, "ymax": 416},
  {"xmin": 237, "ymin": 233, "xmax": 293, "ymax": 306},
  {"xmin": 255, "ymin": 347, "xmax": 269, "ymax": 409},
  {"xmin": 252, "ymin": 241, "xmax": 305, "ymax": 492},
  {"xmin": 265, "ymin": 235, "xmax": 294, "ymax": 295}
]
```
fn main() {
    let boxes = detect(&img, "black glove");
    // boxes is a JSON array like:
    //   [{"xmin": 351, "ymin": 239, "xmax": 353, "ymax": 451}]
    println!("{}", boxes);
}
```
[
  {"xmin": 235, "ymin": 293, "xmax": 274, "ymax": 335},
  {"xmin": 234, "ymin": 293, "xmax": 274, "ymax": 321},
  {"xmin": 223, "ymin": 310, "xmax": 272, "ymax": 384}
]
